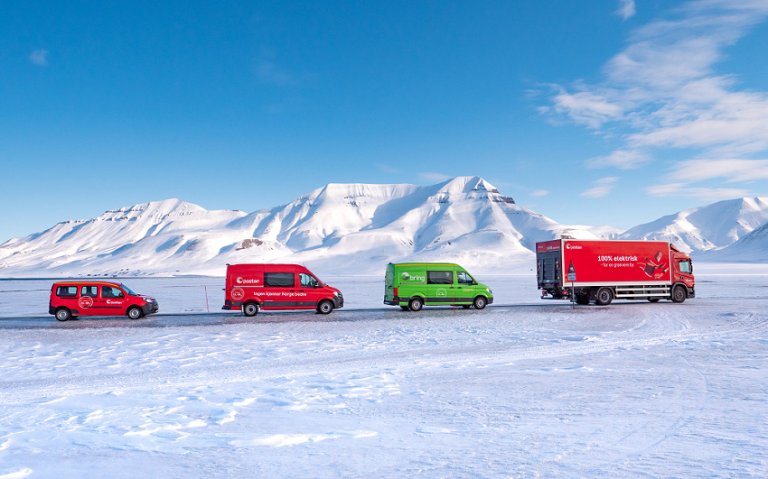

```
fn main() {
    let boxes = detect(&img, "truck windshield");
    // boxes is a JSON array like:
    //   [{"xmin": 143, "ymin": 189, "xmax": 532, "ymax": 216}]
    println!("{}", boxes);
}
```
[
  {"xmin": 679, "ymin": 260, "xmax": 692, "ymax": 273},
  {"xmin": 121, "ymin": 284, "xmax": 138, "ymax": 296}
]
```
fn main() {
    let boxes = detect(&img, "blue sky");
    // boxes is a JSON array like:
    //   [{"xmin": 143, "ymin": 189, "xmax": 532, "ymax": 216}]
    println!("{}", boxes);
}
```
[{"xmin": 2, "ymin": 0, "xmax": 768, "ymax": 240}]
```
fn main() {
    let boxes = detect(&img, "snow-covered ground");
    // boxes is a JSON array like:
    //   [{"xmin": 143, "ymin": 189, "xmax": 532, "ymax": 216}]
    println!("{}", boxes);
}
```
[{"xmin": 1, "ymin": 273, "xmax": 767, "ymax": 477}]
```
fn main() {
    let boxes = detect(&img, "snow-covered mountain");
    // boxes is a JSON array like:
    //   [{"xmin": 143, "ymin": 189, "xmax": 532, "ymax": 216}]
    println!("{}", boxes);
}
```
[
  {"xmin": 0, "ymin": 177, "xmax": 596, "ymax": 277},
  {"xmin": 699, "ymin": 222, "xmax": 768, "ymax": 262},
  {"xmin": 619, "ymin": 197, "xmax": 768, "ymax": 254}
]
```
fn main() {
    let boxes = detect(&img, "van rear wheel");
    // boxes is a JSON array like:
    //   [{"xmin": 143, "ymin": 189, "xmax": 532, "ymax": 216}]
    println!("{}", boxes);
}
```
[
  {"xmin": 55, "ymin": 308, "xmax": 71, "ymax": 321},
  {"xmin": 127, "ymin": 307, "xmax": 143, "ymax": 320},
  {"xmin": 408, "ymin": 297, "xmax": 423, "ymax": 312},
  {"xmin": 317, "ymin": 300, "xmax": 334, "ymax": 314},
  {"xmin": 473, "ymin": 296, "xmax": 488, "ymax": 310},
  {"xmin": 243, "ymin": 302, "xmax": 259, "ymax": 317}
]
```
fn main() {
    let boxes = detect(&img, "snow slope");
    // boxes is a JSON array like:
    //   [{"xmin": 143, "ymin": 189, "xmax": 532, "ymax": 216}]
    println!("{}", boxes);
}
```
[
  {"xmin": 0, "ymin": 275, "xmax": 767, "ymax": 477},
  {"xmin": 619, "ymin": 197, "xmax": 768, "ymax": 253},
  {"xmin": 700, "ymin": 221, "xmax": 768, "ymax": 262},
  {"xmin": 0, "ymin": 177, "xmax": 595, "ymax": 277}
]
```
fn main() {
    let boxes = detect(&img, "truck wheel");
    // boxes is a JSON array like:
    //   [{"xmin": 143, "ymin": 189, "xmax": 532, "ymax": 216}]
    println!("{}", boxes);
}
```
[
  {"xmin": 575, "ymin": 292, "xmax": 590, "ymax": 305},
  {"xmin": 473, "ymin": 296, "xmax": 488, "ymax": 310},
  {"xmin": 671, "ymin": 285, "xmax": 687, "ymax": 303},
  {"xmin": 408, "ymin": 297, "xmax": 423, "ymax": 312},
  {"xmin": 243, "ymin": 302, "xmax": 259, "ymax": 317},
  {"xmin": 127, "ymin": 306, "xmax": 143, "ymax": 320},
  {"xmin": 595, "ymin": 287, "xmax": 613, "ymax": 306},
  {"xmin": 55, "ymin": 308, "xmax": 71, "ymax": 321},
  {"xmin": 317, "ymin": 300, "xmax": 334, "ymax": 314}
]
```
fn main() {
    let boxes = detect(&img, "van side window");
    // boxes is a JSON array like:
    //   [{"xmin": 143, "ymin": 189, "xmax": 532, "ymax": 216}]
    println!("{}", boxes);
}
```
[
  {"xmin": 427, "ymin": 271, "xmax": 453, "ymax": 285},
  {"xmin": 457, "ymin": 271, "xmax": 475, "ymax": 285},
  {"xmin": 299, "ymin": 273, "xmax": 319, "ymax": 288},
  {"xmin": 102, "ymin": 286, "xmax": 124, "ymax": 299},
  {"xmin": 80, "ymin": 286, "xmax": 98, "ymax": 297},
  {"xmin": 56, "ymin": 286, "xmax": 77, "ymax": 297},
  {"xmin": 264, "ymin": 272, "xmax": 295, "ymax": 288}
]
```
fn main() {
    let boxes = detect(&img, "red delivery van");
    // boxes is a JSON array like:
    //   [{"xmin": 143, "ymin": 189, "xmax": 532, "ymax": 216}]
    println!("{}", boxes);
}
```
[
  {"xmin": 49, "ymin": 281, "xmax": 159, "ymax": 321},
  {"xmin": 536, "ymin": 239, "xmax": 695, "ymax": 305},
  {"xmin": 222, "ymin": 263, "xmax": 344, "ymax": 316}
]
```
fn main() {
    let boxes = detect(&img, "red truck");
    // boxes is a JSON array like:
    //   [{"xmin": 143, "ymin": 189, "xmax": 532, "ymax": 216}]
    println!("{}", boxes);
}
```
[
  {"xmin": 222, "ymin": 263, "xmax": 344, "ymax": 316},
  {"xmin": 536, "ymin": 239, "xmax": 695, "ymax": 305}
]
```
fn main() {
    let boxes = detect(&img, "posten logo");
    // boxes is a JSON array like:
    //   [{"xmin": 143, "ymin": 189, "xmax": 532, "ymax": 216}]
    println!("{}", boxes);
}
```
[
  {"xmin": 78, "ymin": 296, "xmax": 94, "ymax": 309},
  {"xmin": 401, "ymin": 272, "xmax": 411, "ymax": 280}
]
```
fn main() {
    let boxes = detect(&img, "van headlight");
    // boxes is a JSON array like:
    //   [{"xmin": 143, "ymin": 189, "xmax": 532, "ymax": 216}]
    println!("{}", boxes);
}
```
[{"xmin": 486, "ymin": 288, "xmax": 492, "ymax": 294}]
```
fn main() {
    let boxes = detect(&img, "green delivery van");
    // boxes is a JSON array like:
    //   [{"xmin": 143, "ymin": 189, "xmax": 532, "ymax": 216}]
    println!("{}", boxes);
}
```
[{"xmin": 384, "ymin": 262, "xmax": 494, "ymax": 311}]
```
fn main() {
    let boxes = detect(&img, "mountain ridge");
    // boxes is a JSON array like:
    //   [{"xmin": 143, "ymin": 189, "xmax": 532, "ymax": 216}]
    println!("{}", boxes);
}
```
[{"xmin": 1, "ymin": 177, "xmax": 766, "ymax": 277}]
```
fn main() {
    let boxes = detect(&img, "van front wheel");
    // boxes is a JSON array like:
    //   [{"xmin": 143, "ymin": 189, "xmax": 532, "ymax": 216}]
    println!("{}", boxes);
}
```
[
  {"xmin": 317, "ymin": 300, "xmax": 334, "ymax": 314},
  {"xmin": 55, "ymin": 308, "xmax": 71, "ymax": 321},
  {"xmin": 127, "ymin": 307, "xmax": 143, "ymax": 320},
  {"xmin": 408, "ymin": 297, "xmax": 423, "ymax": 312},
  {"xmin": 473, "ymin": 296, "xmax": 488, "ymax": 310},
  {"xmin": 243, "ymin": 303, "xmax": 259, "ymax": 317}
]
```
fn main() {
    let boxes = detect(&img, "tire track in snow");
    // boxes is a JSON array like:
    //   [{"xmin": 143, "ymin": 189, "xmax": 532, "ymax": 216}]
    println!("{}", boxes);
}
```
[{"xmin": 1, "ymin": 308, "xmax": 765, "ymax": 404}]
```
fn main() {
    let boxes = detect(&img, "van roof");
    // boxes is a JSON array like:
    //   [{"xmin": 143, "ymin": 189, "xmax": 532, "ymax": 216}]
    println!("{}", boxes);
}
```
[
  {"xmin": 228, "ymin": 263, "xmax": 308, "ymax": 269},
  {"xmin": 390, "ymin": 262, "xmax": 461, "ymax": 268},
  {"xmin": 52, "ymin": 281, "xmax": 122, "ymax": 287}
]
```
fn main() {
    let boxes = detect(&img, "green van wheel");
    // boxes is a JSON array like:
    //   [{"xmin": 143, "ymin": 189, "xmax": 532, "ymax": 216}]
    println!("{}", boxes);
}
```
[{"xmin": 408, "ymin": 297, "xmax": 423, "ymax": 312}]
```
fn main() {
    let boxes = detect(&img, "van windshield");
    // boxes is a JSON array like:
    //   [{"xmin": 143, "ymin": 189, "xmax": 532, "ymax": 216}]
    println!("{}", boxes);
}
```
[{"xmin": 121, "ymin": 284, "xmax": 137, "ymax": 296}]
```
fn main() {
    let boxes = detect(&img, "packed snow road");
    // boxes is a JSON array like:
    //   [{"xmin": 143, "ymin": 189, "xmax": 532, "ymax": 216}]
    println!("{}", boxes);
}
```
[{"xmin": 0, "ymin": 275, "xmax": 767, "ymax": 477}]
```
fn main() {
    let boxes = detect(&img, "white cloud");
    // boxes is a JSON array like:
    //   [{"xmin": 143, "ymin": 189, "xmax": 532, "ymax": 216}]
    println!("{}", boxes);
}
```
[
  {"xmin": 646, "ymin": 183, "xmax": 749, "ymax": 201},
  {"xmin": 376, "ymin": 164, "xmax": 400, "ymax": 175},
  {"xmin": 29, "ymin": 49, "xmax": 48, "ymax": 66},
  {"xmin": 420, "ymin": 172, "xmax": 451, "ymax": 182},
  {"xmin": 530, "ymin": 189, "xmax": 549, "ymax": 198},
  {"xmin": 255, "ymin": 49, "xmax": 297, "ymax": 86},
  {"xmin": 616, "ymin": 0, "xmax": 636, "ymax": 21},
  {"xmin": 544, "ymin": 0, "xmax": 768, "ymax": 192},
  {"xmin": 587, "ymin": 149, "xmax": 649, "ymax": 170},
  {"xmin": 581, "ymin": 177, "xmax": 618, "ymax": 199},
  {"xmin": 668, "ymin": 158, "xmax": 768, "ymax": 182},
  {"xmin": 550, "ymin": 87, "xmax": 623, "ymax": 129}
]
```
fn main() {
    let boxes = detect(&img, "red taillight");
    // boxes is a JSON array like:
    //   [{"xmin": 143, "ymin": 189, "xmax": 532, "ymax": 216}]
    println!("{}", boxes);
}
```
[{"xmin": 393, "ymin": 287, "xmax": 398, "ymax": 297}]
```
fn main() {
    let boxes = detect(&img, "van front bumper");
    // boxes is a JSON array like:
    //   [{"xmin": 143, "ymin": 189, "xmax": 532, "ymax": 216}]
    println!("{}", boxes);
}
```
[
  {"xmin": 142, "ymin": 301, "xmax": 159, "ymax": 316},
  {"xmin": 333, "ymin": 294, "xmax": 344, "ymax": 309}
]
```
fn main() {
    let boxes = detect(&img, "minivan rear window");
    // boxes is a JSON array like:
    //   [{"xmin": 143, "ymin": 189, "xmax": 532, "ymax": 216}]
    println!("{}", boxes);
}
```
[
  {"xmin": 56, "ymin": 286, "xmax": 78, "ymax": 297},
  {"xmin": 427, "ymin": 271, "xmax": 453, "ymax": 285},
  {"xmin": 264, "ymin": 272, "xmax": 295, "ymax": 288}
]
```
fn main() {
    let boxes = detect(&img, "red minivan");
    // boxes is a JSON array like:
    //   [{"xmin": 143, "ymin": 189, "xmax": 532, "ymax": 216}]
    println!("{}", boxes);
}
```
[
  {"xmin": 49, "ymin": 281, "xmax": 159, "ymax": 321},
  {"xmin": 222, "ymin": 263, "xmax": 343, "ymax": 316}
]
